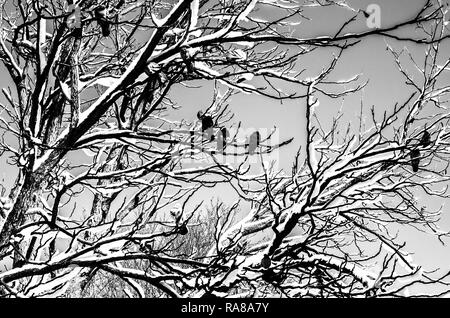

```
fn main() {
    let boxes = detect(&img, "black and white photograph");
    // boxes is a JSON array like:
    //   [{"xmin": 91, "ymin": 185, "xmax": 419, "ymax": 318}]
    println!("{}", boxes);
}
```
[{"xmin": 0, "ymin": 0, "xmax": 449, "ymax": 303}]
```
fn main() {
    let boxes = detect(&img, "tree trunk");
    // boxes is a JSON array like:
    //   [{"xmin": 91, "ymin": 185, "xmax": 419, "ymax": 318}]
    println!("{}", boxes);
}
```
[{"xmin": 0, "ymin": 168, "xmax": 48, "ymax": 261}]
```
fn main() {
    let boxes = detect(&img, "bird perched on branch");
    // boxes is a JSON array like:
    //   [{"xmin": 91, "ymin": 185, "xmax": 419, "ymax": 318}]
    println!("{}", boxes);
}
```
[
  {"xmin": 247, "ymin": 131, "xmax": 260, "ymax": 155},
  {"xmin": 410, "ymin": 149, "xmax": 420, "ymax": 172},
  {"xmin": 420, "ymin": 127, "xmax": 431, "ymax": 147},
  {"xmin": 115, "ymin": 0, "xmax": 125, "ymax": 9},
  {"xmin": 180, "ymin": 48, "xmax": 195, "ymax": 75},
  {"xmin": 178, "ymin": 224, "xmax": 188, "ymax": 235},
  {"xmin": 197, "ymin": 111, "xmax": 214, "ymax": 140},
  {"xmin": 94, "ymin": 6, "xmax": 110, "ymax": 37},
  {"xmin": 261, "ymin": 254, "xmax": 271, "ymax": 269},
  {"xmin": 262, "ymin": 268, "xmax": 284, "ymax": 284}
]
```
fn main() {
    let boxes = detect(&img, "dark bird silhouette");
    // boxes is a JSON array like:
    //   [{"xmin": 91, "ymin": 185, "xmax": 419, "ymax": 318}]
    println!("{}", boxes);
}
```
[
  {"xmin": 197, "ymin": 111, "xmax": 214, "ymax": 140},
  {"xmin": 180, "ymin": 48, "xmax": 195, "ymax": 74},
  {"xmin": 261, "ymin": 254, "xmax": 271, "ymax": 269},
  {"xmin": 262, "ymin": 269, "xmax": 284, "ymax": 284},
  {"xmin": 410, "ymin": 149, "xmax": 420, "ymax": 172},
  {"xmin": 179, "ymin": 224, "xmax": 188, "ymax": 235},
  {"xmin": 420, "ymin": 128, "xmax": 431, "ymax": 147},
  {"xmin": 72, "ymin": 27, "xmax": 82, "ymax": 38},
  {"xmin": 94, "ymin": 6, "xmax": 110, "ymax": 37},
  {"xmin": 115, "ymin": 0, "xmax": 125, "ymax": 9},
  {"xmin": 248, "ymin": 131, "xmax": 260, "ymax": 154},
  {"xmin": 216, "ymin": 127, "xmax": 229, "ymax": 151}
]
